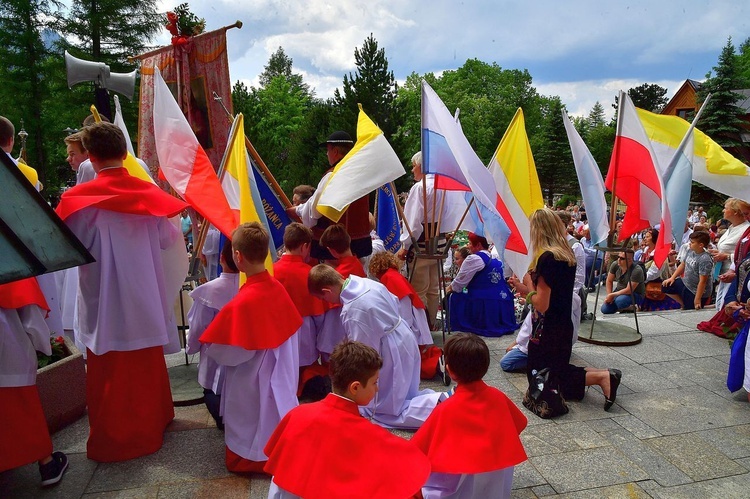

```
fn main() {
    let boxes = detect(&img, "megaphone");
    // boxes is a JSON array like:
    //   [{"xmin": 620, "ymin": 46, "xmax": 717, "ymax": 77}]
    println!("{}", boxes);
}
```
[
  {"xmin": 65, "ymin": 50, "xmax": 109, "ymax": 88},
  {"xmin": 64, "ymin": 51, "xmax": 137, "ymax": 101}
]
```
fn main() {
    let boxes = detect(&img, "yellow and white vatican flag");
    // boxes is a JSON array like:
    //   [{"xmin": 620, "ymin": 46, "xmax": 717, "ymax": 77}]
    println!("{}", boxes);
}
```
[
  {"xmin": 637, "ymin": 109, "xmax": 750, "ymax": 201},
  {"xmin": 317, "ymin": 105, "xmax": 406, "ymax": 222}
]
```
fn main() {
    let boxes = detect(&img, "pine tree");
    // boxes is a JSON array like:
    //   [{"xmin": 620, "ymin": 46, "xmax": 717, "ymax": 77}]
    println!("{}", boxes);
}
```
[
  {"xmin": 534, "ymin": 96, "xmax": 575, "ymax": 204},
  {"xmin": 588, "ymin": 102, "xmax": 606, "ymax": 128},
  {"xmin": 62, "ymin": 0, "xmax": 161, "ymax": 67},
  {"xmin": 0, "ymin": 0, "xmax": 63, "ymax": 190},
  {"xmin": 333, "ymin": 34, "xmax": 398, "ymax": 138},
  {"xmin": 697, "ymin": 37, "xmax": 746, "ymax": 153},
  {"xmin": 259, "ymin": 47, "xmax": 311, "ymax": 97}
]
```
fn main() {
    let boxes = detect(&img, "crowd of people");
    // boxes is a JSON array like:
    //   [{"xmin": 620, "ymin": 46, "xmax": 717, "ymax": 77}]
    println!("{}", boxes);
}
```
[{"xmin": 2, "ymin": 116, "xmax": 749, "ymax": 496}]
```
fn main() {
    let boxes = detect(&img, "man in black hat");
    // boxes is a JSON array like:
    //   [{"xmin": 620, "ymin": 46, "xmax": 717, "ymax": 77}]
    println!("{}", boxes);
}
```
[{"xmin": 290, "ymin": 131, "xmax": 372, "ymax": 261}]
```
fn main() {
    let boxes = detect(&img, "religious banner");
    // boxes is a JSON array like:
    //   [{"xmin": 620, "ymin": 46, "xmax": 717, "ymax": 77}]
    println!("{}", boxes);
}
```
[{"xmin": 135, "ymin": 23, "xmax": 239, "ymax": 173}]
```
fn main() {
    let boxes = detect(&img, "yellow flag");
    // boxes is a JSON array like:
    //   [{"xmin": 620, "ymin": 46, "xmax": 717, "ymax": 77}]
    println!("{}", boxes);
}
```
[{"xmin": 90, "ymin": 104, "xmax": 154, "ymax": 183}]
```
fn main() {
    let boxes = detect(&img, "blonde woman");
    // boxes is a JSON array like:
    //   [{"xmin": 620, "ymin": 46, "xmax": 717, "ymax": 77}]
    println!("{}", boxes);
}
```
[
  {"xmin": 711, "ymin": 198, "xmax": 750, "ymax": 310},
  {"xmin": 515, "ymin": 208, "xmax": 621, "ymax": 415}
]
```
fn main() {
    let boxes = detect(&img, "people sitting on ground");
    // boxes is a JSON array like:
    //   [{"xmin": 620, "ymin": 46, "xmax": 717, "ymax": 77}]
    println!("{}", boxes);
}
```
[
  {"xmin": 412, "ymin": 334, "xmax": 528, "ymax": 498},
  {"xmin": 445, "ymin": 233, "xmax": 517, "ymax": 337},
  {"xmin": 662, "ymin": 231, "xmax": 713, "ymax": 310},
  {"xmin": 264, "ymin": 340, "xmax": 430, "ymax": 498},
  {"xmin": 601, "ymin": 251, "xmax": 645, "ymax": 314},
  {"xmin": 640, "ymin": 239, "xmax": 681, "ymax": 312}
]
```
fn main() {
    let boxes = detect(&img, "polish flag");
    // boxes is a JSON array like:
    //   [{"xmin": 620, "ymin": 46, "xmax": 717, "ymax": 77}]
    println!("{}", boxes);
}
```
[
  {"xmin": 152, "ymin": 67, "xmax": 238, "ymax": 237},
  {"xmin": 605, "ymin": 92, "xmax": 673, "ymax": 266}
]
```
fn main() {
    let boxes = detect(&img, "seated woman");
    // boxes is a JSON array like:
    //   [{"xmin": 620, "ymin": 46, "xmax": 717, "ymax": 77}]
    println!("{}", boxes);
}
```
[
  {"xmin": 444, "ymin": 233, "xmax": 517, "ymax": 337},
  {"xmin": 639, "ymin": 228, "xmax": 681, "ymax": 312}
]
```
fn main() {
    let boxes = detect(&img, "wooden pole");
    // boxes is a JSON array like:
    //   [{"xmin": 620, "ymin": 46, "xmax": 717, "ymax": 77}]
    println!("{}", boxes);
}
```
[{"xmin": 128, "ymin": 21, "xmax": 243, "ymax": 62}]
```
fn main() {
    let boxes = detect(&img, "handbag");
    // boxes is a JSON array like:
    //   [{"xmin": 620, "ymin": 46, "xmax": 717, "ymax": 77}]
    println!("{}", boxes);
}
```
[
  {"xmin": 522, "ymin": 367, "xmax": 569, "ymax": 419},
  {"xmin": 727, "ymin": 322, "xmax": 748, "ymax": 393}
]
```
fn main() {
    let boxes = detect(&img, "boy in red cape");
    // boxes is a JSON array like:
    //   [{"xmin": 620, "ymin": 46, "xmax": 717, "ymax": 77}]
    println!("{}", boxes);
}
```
[
  {"xmin": 412, "ymin": 333, "xmax": 528, "ymax": 498},
  {"xmin": 273, "ymin": 223, "xmax": 328, "ymax": 397},
  {"xmin": 264, "ymin": 340, "xmax": 430, "ymax": 498},
  {"xmin": 55, "ymin": 122, "xmax": 186, "ymax": 462},
  {"xmin": 200, "ymin": 222, "xmax": 303, "ymax": 473},
  {"xmin": 0, "ymin": 277, "xmax": 68, "ymax": 486}
]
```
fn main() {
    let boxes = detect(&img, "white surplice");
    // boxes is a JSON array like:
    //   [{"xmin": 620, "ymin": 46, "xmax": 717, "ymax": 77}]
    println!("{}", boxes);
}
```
[{"xmin": 0, "ymin": 305, "xmax": 51, "ymax": 387}]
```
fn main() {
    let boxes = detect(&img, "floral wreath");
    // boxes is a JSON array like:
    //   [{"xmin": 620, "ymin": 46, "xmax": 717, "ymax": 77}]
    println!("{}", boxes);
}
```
[{"xmin": 165, "ymin": 3, "xmax": 206, "ymax": 46}]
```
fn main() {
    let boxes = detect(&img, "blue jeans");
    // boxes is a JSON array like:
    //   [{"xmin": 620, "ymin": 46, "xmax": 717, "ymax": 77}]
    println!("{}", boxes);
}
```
[
  {"xmin": 500, "ymin": 347, "xmax": 528, "ymax": 372},
  {"xmin": 601, "ymin": 293, "xmax": 643, "ymax": 314}
]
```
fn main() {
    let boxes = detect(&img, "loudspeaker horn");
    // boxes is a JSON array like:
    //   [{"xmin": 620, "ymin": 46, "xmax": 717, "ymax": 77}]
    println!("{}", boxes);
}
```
[
  {"xmin": 106, "ymin": 70, "xmax": 137, "ymax": 101},
  {"xmin": 65, "ymin": 50, "xmax": 109, "ymax": 88}
]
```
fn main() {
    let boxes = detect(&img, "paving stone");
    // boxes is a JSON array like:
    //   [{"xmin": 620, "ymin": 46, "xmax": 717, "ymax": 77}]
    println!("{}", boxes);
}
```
[
  {"xmin": 603, "ymin": 428, "xmax": 691, "ymax": 486},
  {"xmin": 661, "ymin": 309, "xmax": 716, "ymax": 330},
  {"xmin": 737, "ymin": 457, "xmax": 750, "ymax": 471},
  {"xmin": 649, "ymin": 471, "xmax": 750, "ymax": 498},
  {"xmin": 165, "ymin": 404, "xmax": 214, "ymax": 433},
  {"xmin": 85, "ymin": 428, "xmax": 231, "ymax": 493},
  {"xmin": 247, "ymin": 474, "xmax": 272, "ymax": 499},
  {"xmin": 531, "ymin": 484, "xmax": 557, "ymax": 496},
  {"xmin": 520, "ymin": 424, "xmax": 582, "ymax": 457},
  {"xmin": 511, "ymin": 460, "xmax": 547, "ymax": 489},
  {"xmin": 511, "ymin": 488, "xmax": 539, "ymax": 499},
  {"xmin": 696, "ymin": 424, "xmax": 750, "ymax": 459},
  {"xmin": 156, "ymin": 476, "xmax": 251, "ymax": 498},
  {"xmin": 614, "ymin": 337, "xmax": 693, "ymax": 364},
  {"xmin": 643, "ymin": 357, "xmax": 726, "ymax": 392},
  {"xmin": 82, "ymin": 487, "xmax": 159, "ymax": 498},
  {"xmin": 566, "ymin": 344, "xmax": 641, "ymax": 370},
  {"xmin": 612, "ymin": 414, "xmax": 662, "ymax": 439},
  {"xmin": 593, "ymin": 314, "xmax": 688, "ymax": 335},
  {"xmin": 584, "ymin": 417, "xmax": 622, "ymax": 435},
  {"xmin": 530, "ymin": 447, "xmax": 647, "ymax": 493},
  {"xmin": 647, "ymin": 433, "xmax": 746, "ymax": 481},
  {"xmin": 52, "ymin": 413, "xmax": 89, "ymax": 455},
  {"xmin": 555, "ymin": 421, "xmax": 611, "ymax": 449},
  {"xmin": 616, "ymin": 385, "xmax": 750, "ymax": 435},
  {"xmin": 654, "ymin": 332, "xmax": 730, "ymax": 358},
  {"xmin": 0, "ymin": 452, "xmax": 98, "ymax": 499},
  {"xmin": 615, "ymin": 364, "xmax": 680, "ymax": 394},
  {"xmin": 557, "ymin": 481, "xmax": 651, "ymax": 498}
]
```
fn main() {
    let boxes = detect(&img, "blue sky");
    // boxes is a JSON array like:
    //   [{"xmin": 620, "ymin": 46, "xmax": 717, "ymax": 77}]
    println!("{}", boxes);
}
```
[{"xmin": 154, "ymin": 0, "xmax": 750, "ymax": 119}]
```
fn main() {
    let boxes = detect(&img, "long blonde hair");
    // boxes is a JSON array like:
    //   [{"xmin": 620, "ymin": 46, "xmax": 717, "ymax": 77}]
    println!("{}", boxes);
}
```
[{"xmin": 529, "ymin": 208, "xmax": 576, "ymax": 269}]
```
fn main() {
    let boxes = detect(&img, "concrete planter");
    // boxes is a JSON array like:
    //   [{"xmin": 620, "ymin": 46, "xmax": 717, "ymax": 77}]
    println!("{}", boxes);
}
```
[{"xmin": 36, "ymin": 337, "xmax": 86, "ymax": 433}]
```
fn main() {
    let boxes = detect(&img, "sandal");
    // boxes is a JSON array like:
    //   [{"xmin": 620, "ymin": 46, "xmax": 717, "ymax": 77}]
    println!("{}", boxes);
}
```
[{"xmin": 604, "ymin": 369, "xmax": 622, "ymax": 411}]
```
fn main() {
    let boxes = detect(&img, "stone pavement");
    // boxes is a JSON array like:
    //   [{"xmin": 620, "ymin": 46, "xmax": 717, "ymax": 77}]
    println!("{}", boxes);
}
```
[{"xmin": 2, "ymin": 304, "xmax": 750, "ymax": 498}]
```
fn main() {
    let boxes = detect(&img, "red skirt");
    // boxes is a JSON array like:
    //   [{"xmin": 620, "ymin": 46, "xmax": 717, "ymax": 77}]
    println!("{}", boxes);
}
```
[
  {"xmin": 87, "ymin": 346, "xmax": 174, "ymax": 462},
  {"xmin": 0, "ymin": 385, "xmax": 53, "ymax": 472}
]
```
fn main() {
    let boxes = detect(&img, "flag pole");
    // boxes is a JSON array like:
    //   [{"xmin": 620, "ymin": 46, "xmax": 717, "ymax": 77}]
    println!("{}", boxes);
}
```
[
  {"xmin": 392, "ymin": 181, "xmax": 416, "ymax": 244},
  {"xmin": 128, "ymin": 21, "xmax": 243, "ymax": 62},
  {"xmin": 607, "ymin": 90, "xmax": 626, "ymax": 248},
  {"xmin": 421, "ymin": 175, "xmax": 430, "ymax": 251},
  {"xmin": 213, "ymin": 92, "xmax": 293, "ymax": 207},
  {"xmin": 444, "ymin": 196, "xmax": 475, "ymax": 252}
]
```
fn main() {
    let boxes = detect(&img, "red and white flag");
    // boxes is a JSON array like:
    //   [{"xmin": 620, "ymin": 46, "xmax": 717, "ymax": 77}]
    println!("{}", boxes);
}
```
[
  {"xmin": 152, "ymin": 67, "xmax": 238, "ymax": 237},
  {"xmin": 605, "ymin": 92, "xmax": 673, "ymax": 266}
]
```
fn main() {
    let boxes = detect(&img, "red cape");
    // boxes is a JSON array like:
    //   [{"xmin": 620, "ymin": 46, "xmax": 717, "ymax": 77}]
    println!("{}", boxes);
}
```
[
  {"xmin": 411, "ymin": 380, "xmax": 528, "ymax": 474},
  {"xmin": 199, "ymin": 271, "xmax": 302, "ymax": 350},
  {"xmin": 335, "ymin": 255, "xmax": 366, "ymax": 278},
  {"xmin": 379, "ymin": 268, "xmax": 425, "ymax": 309},
  {"xmin": 0, "ymin": 277, "xmax": 49, "ymax": 312},
  {"xmin": 55, "ymin": 167, "xmax": 186, "ymax": 221},
  {"xmin": 273, "ymin": 255, "xmax": 326, "ymax": 317},
  {"xmin": 264, "ymin": 394, "xmax": 430, "ymax": 499}
]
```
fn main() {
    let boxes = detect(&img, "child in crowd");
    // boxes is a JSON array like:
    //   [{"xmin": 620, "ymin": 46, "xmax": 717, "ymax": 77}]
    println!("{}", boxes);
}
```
[
  {"xmin": 264, "ymin": 340, "xmax": 430, "ymax": 499},
  {"xmin": 662, "ymin": 231, "xmax": 714, "ymax": 310},
  {"xmin": 0, "ymin": 278, "xmax": 68, "ymax": 486},
  {"xmin": 200, "ymin": 222, "xmax": 303, "ymax": 473},
  {"xmin": 308, "ymin": 264, "xmax": 442, "ymax": 428},
  {"xmin": 273, "ymin": 223, "xmax": 328, "ymax": 397},
  {"xmin": 320, "ymin": 224, "xmax": 366, "ymax": 278},
  {"xmin": 55, "ymin": 122, "xmax": 185, "ymax": 462},
  {"xmin": 412, "ymin": 333, "xmax": 528, "ymax": 498},
  {"xmin": 186, "ymin": 242, "xmax": 240, "ymax": 429}
]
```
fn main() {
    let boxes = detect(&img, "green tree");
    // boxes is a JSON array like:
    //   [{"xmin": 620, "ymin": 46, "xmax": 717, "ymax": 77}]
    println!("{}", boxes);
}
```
[
  {"xmin": 697, "ymin": 37, "xmax": 747, "ymax": 155},
  {"xmin": 0, "ymin": 0, "xmax": 64, "ymax": 192},
  {"xmin": 612, "ymin": 84, "xmax": 669, "ymax": 113},
  {"xmin": 259, "ymin": 46, "xmax": 311, "ymax": 98},
  {"xmin": 333, "ymin": 34, "xmax": 399, "ymax": 139},
  {"xmin": 62, "ymin": 0, "xmax": 161, "ymax": 65},
  {"xmin": 736, "ymin": 37, "xmax": 750, "ymax": 87},
  {"xmin": 588, "ymin": 102, "xmax": 606, "ymax": 127},
  {"xmin": 533, "ymin": 96, "xmax": 574, "ymax": 204}
]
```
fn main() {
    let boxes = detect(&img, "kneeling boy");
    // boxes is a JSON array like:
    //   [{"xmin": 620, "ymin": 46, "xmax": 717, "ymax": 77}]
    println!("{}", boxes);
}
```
[
  {"xmin": 412, "ymin": 333, "xmax": 528, "ymax": 498},
  {"xmin": 264, "ymin": 340, "xmax": 430, "ymax": 498}
]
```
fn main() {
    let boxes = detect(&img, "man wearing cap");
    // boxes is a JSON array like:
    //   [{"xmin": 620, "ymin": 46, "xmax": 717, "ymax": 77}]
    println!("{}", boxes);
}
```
[{"xmin": 290, "ymin": 131, "xmax": 372, "ymax": 261}]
